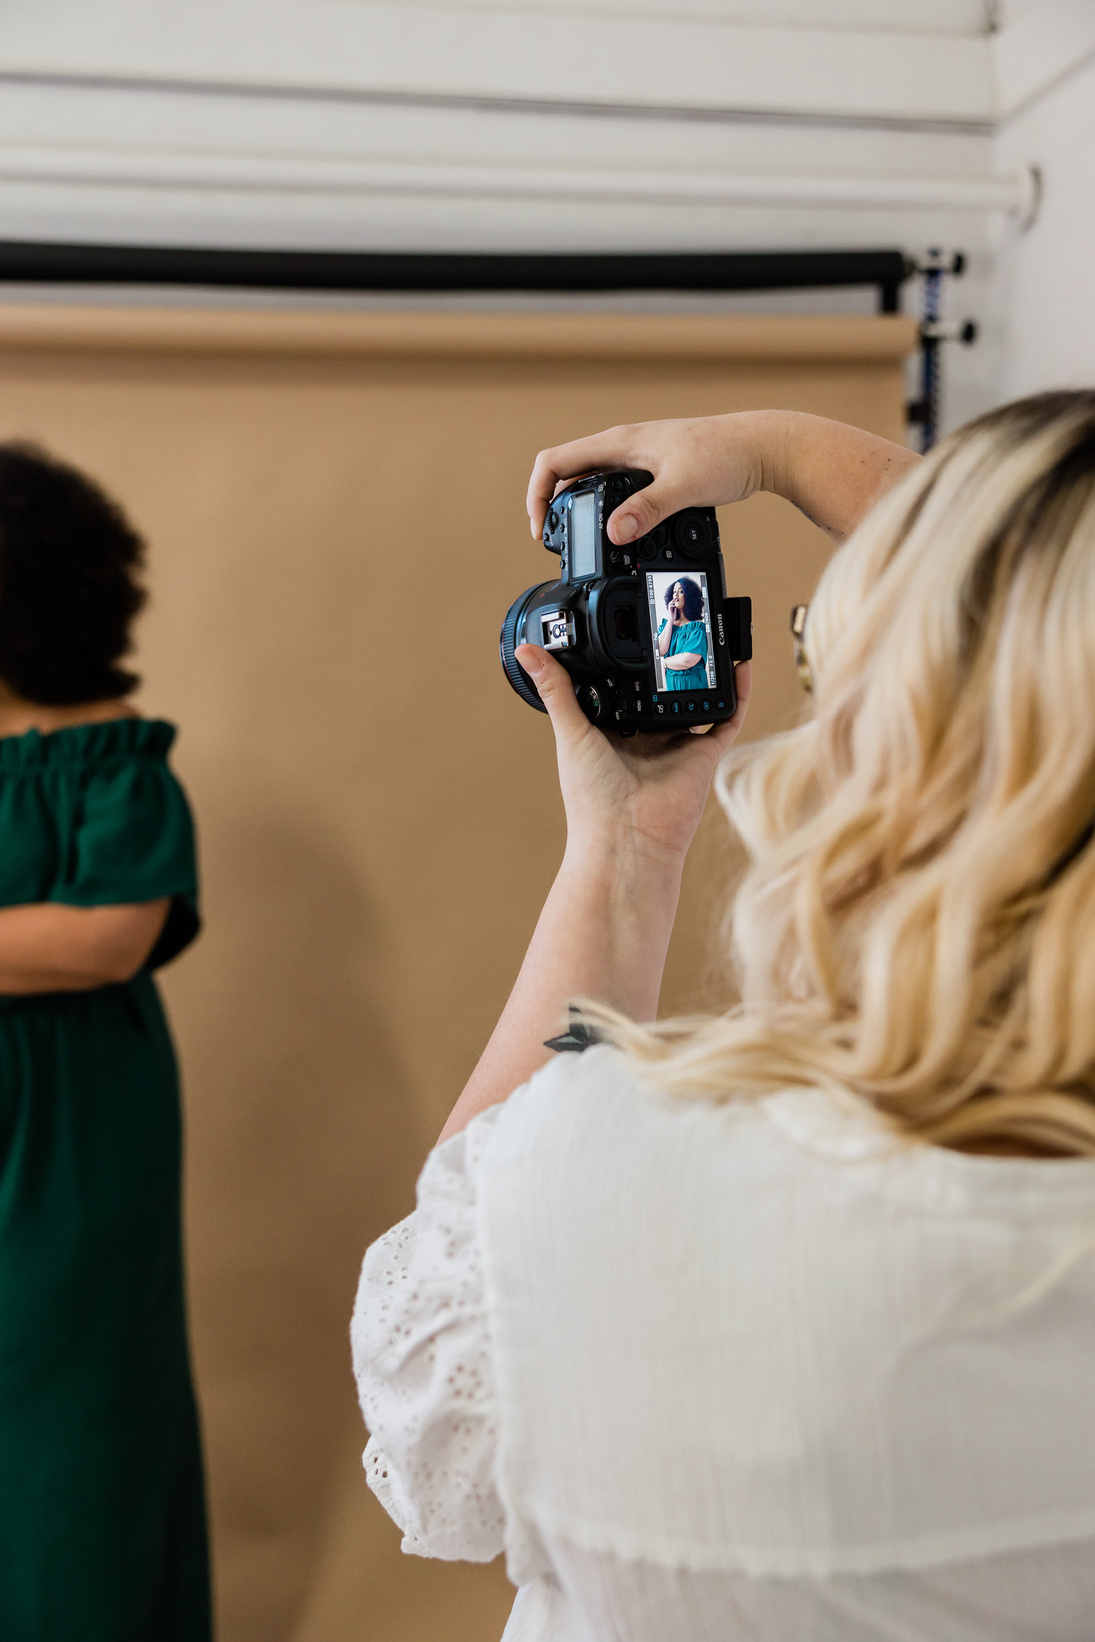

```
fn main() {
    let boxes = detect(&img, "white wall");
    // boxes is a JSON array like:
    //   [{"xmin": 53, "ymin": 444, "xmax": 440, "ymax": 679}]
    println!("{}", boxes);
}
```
[
  {"xmin": 0, "ymin": 0, "xmax": 1000, "ymax": 254},
  {"xmin": 0, "ymin": 0, "xmax": 1049, "ymax": 430},
  {"xmin": 992, "ymin": 7, "xmax": 1095, "ymax": 399}
]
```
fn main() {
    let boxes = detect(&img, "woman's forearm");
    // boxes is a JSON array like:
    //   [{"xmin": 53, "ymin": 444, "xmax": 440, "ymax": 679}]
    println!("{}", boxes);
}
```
[
  {"xmin": 438, "ymin": 835, "xmax": 683, "ymax": 1143},
  {"xmin": 0, "ymin": 900, "xmax": 170, "ymax": 993},
  {"xmin": 440, "ymin": 639, "xmax": 752, "ymax": 1148},
  {"xmin": 665, "ymin": 653, "xmax": 702, "ymax": 670},
  {"xmin": 529, "ymin": 410, "xmax": 920, "ymax": 549},
  {"xmin": 749, "ymin": 410, "xmax": 920, "ymax": 543}
]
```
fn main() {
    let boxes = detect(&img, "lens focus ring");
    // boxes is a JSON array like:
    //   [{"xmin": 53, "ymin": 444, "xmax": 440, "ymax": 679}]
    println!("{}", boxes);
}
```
[{"xmin": 499, "ymin": 586, "xmax": 552, "ymax": 713}]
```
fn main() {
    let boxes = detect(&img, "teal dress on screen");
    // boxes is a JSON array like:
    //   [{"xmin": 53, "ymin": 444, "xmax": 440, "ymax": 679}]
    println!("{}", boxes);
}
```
[
  {"xmin": 659, "ymin": 618, "xmax": 709, "ymax": 691},
  {"xmin": 0, "ymin": 717, "xmax": 212, "ymax": 1642}
]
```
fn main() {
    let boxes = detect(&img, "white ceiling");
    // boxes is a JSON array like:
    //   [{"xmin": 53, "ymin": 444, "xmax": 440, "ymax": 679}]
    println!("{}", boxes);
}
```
[
  {"xmin": 0, "ymin": 0, "xmax": 1085, "ymax": 265},
  {"xmin": 0, "ymin": 1, "xmax": 995, "ymax": 122},
  {"xmin": 308, "ymin": 0, "xmax": 993, "ymax": 31}
]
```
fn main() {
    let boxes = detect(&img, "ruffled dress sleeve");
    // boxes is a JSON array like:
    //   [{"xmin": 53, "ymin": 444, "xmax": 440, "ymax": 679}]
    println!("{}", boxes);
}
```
[
  {"xmin": 351, "ymin": 1104, "xmax": 506, "ymax": 1562},
  {"xmin": 51, "ymin": 718, "xmax": 200, "ymax": 968}
]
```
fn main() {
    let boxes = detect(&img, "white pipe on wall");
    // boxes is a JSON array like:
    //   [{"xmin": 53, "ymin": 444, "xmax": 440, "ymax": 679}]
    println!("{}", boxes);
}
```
[{"xmin": 0, "ymin": 146, "xmax": 1037, "ymax": 219}]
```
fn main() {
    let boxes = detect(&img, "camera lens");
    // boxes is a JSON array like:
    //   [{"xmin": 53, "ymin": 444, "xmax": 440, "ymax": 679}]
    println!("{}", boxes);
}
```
[
  {"xmin": 499, "ymin": 584, "xmax": 554, "ymax": 713},
  {"xmin": 674, "ymin": 511, "xmax": 710, "ymax": 558}
]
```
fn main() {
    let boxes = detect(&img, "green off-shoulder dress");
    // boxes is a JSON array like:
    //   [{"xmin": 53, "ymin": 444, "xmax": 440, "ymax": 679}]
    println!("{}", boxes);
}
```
[{"xmin": 0, "ymin": 718, "xmax": 212, "ymax": 1641}]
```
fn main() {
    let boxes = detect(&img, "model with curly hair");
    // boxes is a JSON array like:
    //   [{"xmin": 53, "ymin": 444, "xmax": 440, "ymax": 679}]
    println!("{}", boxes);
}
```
[
  {"xmin": 656, "ymin": 574, "xmax": 708, "ymax": 690},
  {"xmin": 0, "ymin": 445, "xmax": 211, "ymax": 1640}
]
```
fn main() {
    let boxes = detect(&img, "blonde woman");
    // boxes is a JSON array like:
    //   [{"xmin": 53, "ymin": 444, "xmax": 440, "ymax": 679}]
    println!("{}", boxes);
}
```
[{"xmin": 353, "ymin": 394, "xmax": 1095, "ymax": 1640}]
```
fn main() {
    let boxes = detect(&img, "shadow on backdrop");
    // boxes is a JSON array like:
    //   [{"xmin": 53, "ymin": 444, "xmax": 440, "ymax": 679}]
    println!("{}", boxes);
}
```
[{"xmin": 161, "ymin": 789, "xmax": 514, "ymax": 1642}]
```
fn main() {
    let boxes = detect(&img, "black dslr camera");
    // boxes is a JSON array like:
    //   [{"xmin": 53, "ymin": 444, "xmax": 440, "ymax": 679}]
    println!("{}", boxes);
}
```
[{"xmin": 500, "ymin": 469, "xmax": 751, "ymax": 734}]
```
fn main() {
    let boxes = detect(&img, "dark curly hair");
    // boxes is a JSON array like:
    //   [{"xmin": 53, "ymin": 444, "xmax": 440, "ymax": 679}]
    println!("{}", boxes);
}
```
[
  {"xmin": 0, "ymin": 443, "xmax": 146, "ymax": 705},
  {"xmin": 664, "ymin": 576, "xmax": 704, "ymax": 622}
]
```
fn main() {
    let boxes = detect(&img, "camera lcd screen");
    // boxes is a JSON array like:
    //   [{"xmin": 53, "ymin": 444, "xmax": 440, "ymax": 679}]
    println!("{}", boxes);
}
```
[
  {"xmin": 646, "ymin": 569, "xmax": 717, "ymax": 693},
  {"xmin": 570, "ymin": 491, "xmax": 597, "ymax": 579}
]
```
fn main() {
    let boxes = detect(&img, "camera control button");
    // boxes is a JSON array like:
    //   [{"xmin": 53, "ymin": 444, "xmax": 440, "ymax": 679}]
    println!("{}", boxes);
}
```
[
  {"xmin": 687, "ymin": 702, "xmax": 696, "ymax": 712},
  {"xmin": 675, "ymin": 512, "xmax": 710, "ymax": 558},
  {"xmin": 575, "ymin": 685, "xmax": 602, "ymax": 722}
]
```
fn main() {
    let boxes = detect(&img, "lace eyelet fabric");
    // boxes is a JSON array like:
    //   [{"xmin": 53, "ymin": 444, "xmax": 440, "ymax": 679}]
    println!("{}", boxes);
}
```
[
  {"xmin": 352, "ymin": 1106, "xmax": 506, "ymax": 1563},
  {"xmin": 351, "ymin": 1049, "xmax": 1095, "ymax": 1642}
]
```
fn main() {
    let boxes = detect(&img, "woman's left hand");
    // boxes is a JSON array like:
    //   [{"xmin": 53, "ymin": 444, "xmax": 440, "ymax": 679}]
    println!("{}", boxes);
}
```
[{"xmin": 515, "ymin": 645, "xmax": 752, "ymax": 864}]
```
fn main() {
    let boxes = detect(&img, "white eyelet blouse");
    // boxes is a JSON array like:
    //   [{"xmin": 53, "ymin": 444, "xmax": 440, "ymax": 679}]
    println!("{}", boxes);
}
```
[{"xmin": 352, "ymin": 1045, "xmax": 1095, "ymax": 1641}]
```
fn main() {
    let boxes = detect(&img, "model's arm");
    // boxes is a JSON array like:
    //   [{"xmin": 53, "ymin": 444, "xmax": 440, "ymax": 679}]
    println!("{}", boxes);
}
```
[
  {"xmin": 0, "ymin": 900, "xmax": 171, "ymax": 993},
  {"xmin": 664, "ymin": 652, "xmax": 702, "ymax": 670},
  {"xmin": 438, "ymin": 650, "xmax": 751, "ymax": 1143},
  {"xmin": 527, "ymin": 410, "xmax": 920, "ymax": 548}
]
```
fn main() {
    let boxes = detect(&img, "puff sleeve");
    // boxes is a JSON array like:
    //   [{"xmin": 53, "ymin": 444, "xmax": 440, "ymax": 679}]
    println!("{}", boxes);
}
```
[
  {"xmin": 351, "ymin": 1105, "xmax": 506, "ymax": 1562},
  {"xmin": 51, "ymin": 719, "xmax": 200, "ymax": 968}
]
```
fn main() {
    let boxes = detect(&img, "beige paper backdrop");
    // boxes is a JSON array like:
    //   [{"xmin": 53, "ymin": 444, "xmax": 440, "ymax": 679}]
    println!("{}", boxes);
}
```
[{"xmin": 0, "ymin": 305, "xmax": 913, "ymax": 1642}]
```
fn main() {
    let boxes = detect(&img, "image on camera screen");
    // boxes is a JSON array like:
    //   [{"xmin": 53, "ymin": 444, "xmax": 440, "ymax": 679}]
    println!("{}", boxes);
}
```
[{"xmin": 646, "ymin": 570, "xmax": 717, "ymax": 693}]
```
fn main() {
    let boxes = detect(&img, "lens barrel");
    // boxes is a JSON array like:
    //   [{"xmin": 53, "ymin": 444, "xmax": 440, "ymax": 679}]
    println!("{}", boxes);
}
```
[{"xmin": 499, "ymin": 584, "xmax": 553, "ymax": 712}]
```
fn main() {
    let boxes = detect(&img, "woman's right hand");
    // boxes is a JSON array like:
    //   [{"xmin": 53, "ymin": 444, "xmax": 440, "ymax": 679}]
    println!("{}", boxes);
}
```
[
  {"xmin": 514, "ymin": 644, "xmax": 751, "ymax": 865},
  {"xmin": 437, "ymin": 646, "xmax": 751, "ymax": 1143},
  {"xmin": 526, "ymin": 412, "xmax": 777, "ymax": 547}
]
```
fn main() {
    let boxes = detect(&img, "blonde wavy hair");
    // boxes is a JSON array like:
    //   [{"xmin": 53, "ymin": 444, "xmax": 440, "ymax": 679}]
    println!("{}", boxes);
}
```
[{"xmin": 589, "ymin": 391, "xmax": 1095, "ymax": 1155}]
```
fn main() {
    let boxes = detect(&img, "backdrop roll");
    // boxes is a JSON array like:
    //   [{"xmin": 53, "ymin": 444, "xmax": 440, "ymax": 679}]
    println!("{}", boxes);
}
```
[{"xmin": 0, "ymin": 304, "xmax": 914, "ymax": 1642}]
